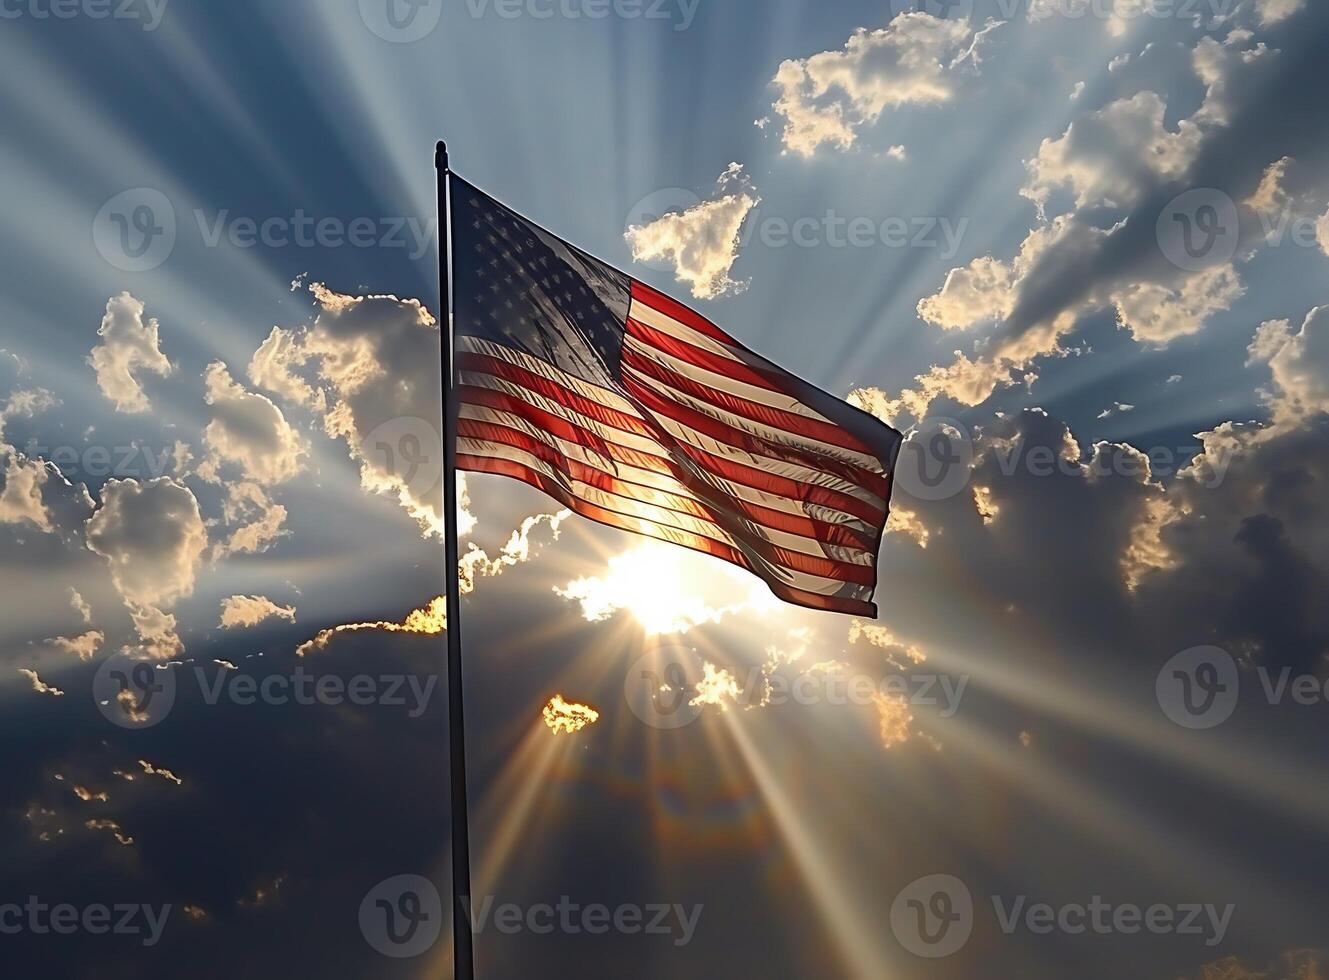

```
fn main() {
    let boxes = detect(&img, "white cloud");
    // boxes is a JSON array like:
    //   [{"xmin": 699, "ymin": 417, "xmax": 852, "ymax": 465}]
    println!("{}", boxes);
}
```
[
  {"xmin": 1023, "ymin": 91, "xmax": 1202, "ymax": 215},
  {"xmin": 248, "ymin": 326, "xmax": 325, "ymax": 412},
  {"xmin": 624, "ymin": 163, "xmax": 759, "ymax": 300},
  {"xmin": 18, "ymin": 668, "xmax": 64, "ymax": 697},
  {"xmin": 0, "ymin": 453, "xmax": 55, "ymax": 531},
  {"xmin": 219, "ymin": 595, "xmax": 297, "ymax": 629},
  {"xmin": 86, "ymin": 478, "xmax": 207, "ymax": 659},
  {"xmin": 47, "ymin": 630, "xmax": 105, "ymax": 660},
  {"xmin": 67, "ymin": 587, "xmax": 93, "ymax": 625},
  {"xmin": 88, "ymin": 292, "xmax": 172, "ymax": 413},
  {"xmin": 1255, "ymin": 0, "xmax": 1305, "ymax": 27},
  {"xmin": 1247, "ymin": 306, "xmax": 1329, "ymax": 426},
  {"xmin": 213, "ymin": 481, "xmax": 289, "ymax": 557},
  {"xmin": 201, "ymin": 362, "xmax": 307, "ymax": 485},
  {"xmin": 771, "ymin": 12, "xmax": 995, "ymax": 157}
]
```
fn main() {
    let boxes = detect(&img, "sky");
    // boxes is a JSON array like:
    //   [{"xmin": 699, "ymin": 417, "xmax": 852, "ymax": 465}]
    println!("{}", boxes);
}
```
[{"xmin": 2, "ymin": 0, "xmax": 1329, "ymax": 977}]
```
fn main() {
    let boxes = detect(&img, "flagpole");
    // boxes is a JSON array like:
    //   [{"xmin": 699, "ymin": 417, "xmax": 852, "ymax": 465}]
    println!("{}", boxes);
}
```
[{"xmin": 435, "ymin": 139, "xmax": 475, "ymax": 980}]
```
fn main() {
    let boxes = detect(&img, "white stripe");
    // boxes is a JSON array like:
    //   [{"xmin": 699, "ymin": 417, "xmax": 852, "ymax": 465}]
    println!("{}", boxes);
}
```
[
  {"xmin": 643, "ymin": 409, "xmax": 887, "ymax": 511},
  {"xmin": 461, "ymin": 403, "xmax": 877, "ymax": 536},
  {"xmin": 458, "ymin": 334, "xmax": 643, "ymax": 416},
  {"xmin": 622, "ymin": 361, "xmax": 886, "ymax": 474},
  {"xmin": 459, "ymin": 437, "xmax": 874, "ymax": 566},
  {"xmin": 623, "ymin": 335, "xmax": 837, "ymax": 425},
  {"xmin": 627, "ymin": 296, "xmax": 747, "ymax": 363},
  {"xmin": 461, "ymin": 367, "xmax": 886, "ymax": 515}
]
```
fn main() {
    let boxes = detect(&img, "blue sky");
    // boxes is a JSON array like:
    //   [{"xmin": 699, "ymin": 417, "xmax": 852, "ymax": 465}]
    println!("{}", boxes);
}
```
[{"xmin": 3, "ymin": 0, "xmax": 1329, "ymax": 977}]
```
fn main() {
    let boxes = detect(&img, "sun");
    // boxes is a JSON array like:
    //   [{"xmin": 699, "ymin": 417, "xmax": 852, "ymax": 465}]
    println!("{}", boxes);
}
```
[{"xmin": 556, "ymin": 541, "xmax": 778, "ymax": 634}]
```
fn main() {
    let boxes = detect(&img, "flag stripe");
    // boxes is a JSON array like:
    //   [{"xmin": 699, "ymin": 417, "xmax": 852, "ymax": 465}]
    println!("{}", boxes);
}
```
[
  {"xmin": 458, "ymin": 415, "xmax": 879, "ymax": 552},
  {"xmin": 459, "ymin": 360, "xmax": 888, "ymax": 515},
  {"xmin": 457, "ymin": 454, "xmax": 879, "ymax": 613},
  {"xmin": 621, "ymin": 373, "xmax": 891, "ymax": 500},
  {"xmin": 458, "ymin": 436, "xmax": 878, "ymax": 578}
]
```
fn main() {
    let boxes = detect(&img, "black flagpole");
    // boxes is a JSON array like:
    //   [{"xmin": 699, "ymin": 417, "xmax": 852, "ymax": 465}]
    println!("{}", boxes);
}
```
[{"xmin": 435, "ymin": 140, "xmax": 476, "ymax": 980}]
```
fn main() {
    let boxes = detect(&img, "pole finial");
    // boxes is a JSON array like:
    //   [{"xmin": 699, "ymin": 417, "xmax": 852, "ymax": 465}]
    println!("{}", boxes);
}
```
[{"xmin": 435, "ymin": 140, "xmax": 449, "ymax": 172}]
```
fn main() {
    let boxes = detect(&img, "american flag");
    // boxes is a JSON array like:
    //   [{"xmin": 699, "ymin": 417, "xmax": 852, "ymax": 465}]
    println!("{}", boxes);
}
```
[{"xmin": 450, "ymin": 176, "xmax": 903, "ymax": 616}]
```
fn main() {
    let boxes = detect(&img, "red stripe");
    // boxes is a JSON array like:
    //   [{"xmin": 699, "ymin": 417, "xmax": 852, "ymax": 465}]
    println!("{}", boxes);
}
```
[
  {"xmin": 625, "ymin": 317, "xmax": 789, "ymax": 396},
  {"xmin": 459, "ymin": 418, "xmax": 877, "ymax": 552},
  {"xmin": 630, "ymin": 280, "xmax": 734, "ymax": 345},
  {"xmin": 458, "ymin": 351, "xmax": 653, "ymax": 438},
  {"xmin": 458, "ymin": 442, "xmax": 874, "ymax": 585},
  {"xmin": 461, "ymin": 376, "xmax": 884, "ymax": 524},
  {"xmin": 622, "ymin": 344, "xmax": 872, "ymax": 455},
  {"xmin": 458, "ymin": 455, "xmax": 877, "ymax": 615},
  {"xmin": 623, "ymin": 373, "xmax": 891, "ymax": 499}
]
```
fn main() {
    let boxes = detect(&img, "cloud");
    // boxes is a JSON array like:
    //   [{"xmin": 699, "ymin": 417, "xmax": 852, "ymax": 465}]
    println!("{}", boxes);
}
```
[
  {"xmin": 0, "ymin": 453, "xmax": 56, "ymax": 531},
  {"xmin": 137, "ymin": 760, "xmax": 183, "ymax": 786},
  {"xmin": 46, "ymin": 630, "xmax": 105, "ymax": 661},
  {"xmin": 213, "ymin": 481, "xmax": 289, "ymax": 557},
  {"xmin": 770, "ymin": 12, "xmax": 999, "ymax": 157},
  {"xmin": 1184, "ymin": 948, "xmax": 1326, "ymax": 980},
  {"xmin": 219, "ymin": 595, "xmax": 297, "ymax": 629},
  {"xmin": 459, "ymin": 509, "xmax": 569, "ymax": 594},
  {"xmin": 1255, "ymin": 0, "xmax": 1306, "ymax": 27},
  {"xmin": 201, "ymin": 362, "xmax": 308, "ymax": 485},
  {"xmin": 88, "ymin": 292, "xmax": 172, "ymax": 413},
  {"xmin": 625, "ymin": 163, "xmax": 760, "ymax": 300},
  {"xmin": 1247, "ymin": 306, "xmax": 1329, "ymax": 427},
  {"xmin": 67, "ymin": 587, "xmax": 92, "ymax": 624},
  {"xmin": 18, "ymin": 668, "xmax": 64, "ymax": 696},
  {"xmin": 894, "ymin": 26, "xmax": 1302, "ymax": 419},
  {"xmin": 248, "ymin": 326, "xmax": 325, "ymax": 412},
  {"xmin": 85, "ymin": 477, "xmax": 208, "ymax": 658},
  {"xmin": 541, "ymin": 695, "xmax": 600, "ymax": 735},
  {"xmin": 296, "ymin": 595, "xmax": 447, "ymax": 656}
]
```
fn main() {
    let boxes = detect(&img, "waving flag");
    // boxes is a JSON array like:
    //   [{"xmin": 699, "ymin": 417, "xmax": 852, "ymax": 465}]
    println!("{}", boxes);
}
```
[{"xmin": 450, "ymin": 176, "xmax": 903, "ymax": 616}]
